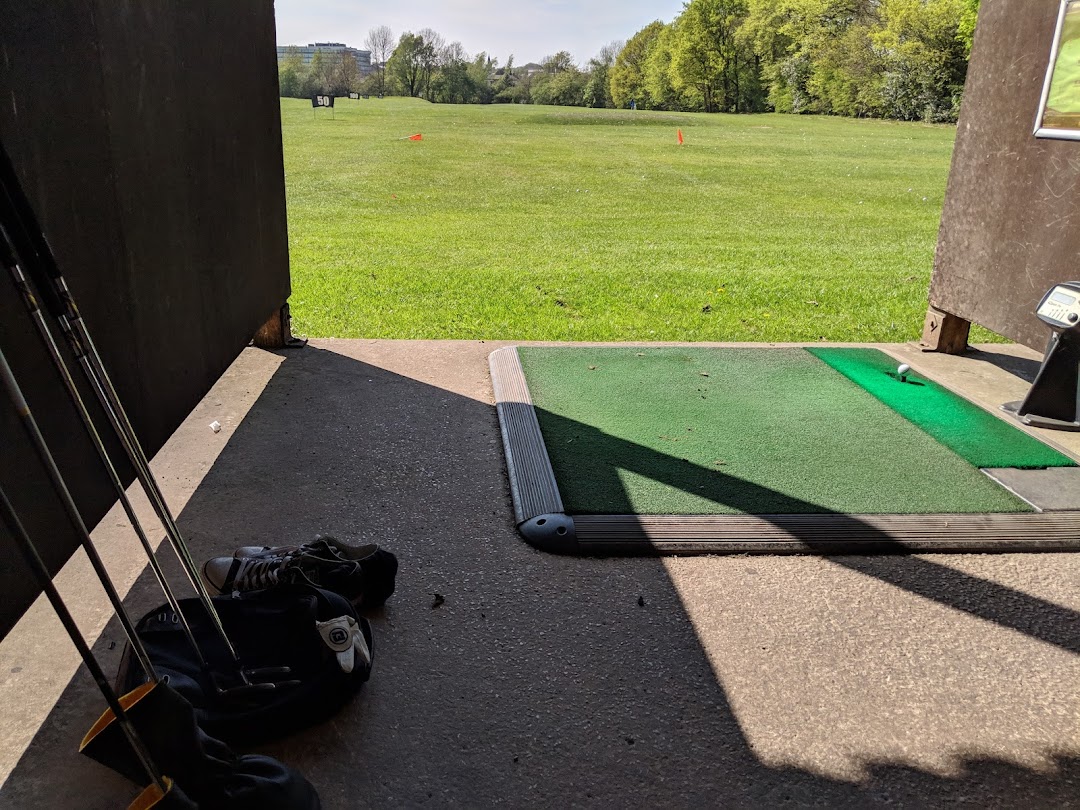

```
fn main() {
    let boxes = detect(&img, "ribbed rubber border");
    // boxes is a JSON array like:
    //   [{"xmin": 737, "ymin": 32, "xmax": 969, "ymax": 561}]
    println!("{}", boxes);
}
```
[
  {"xmin": 572, "ymin": 513, "xmax": 1080, "ymax": 555},
  {"xmin": 489, "ymin": 346, "xmax": 1080, "ymax": 556},
  {"xmin": 489, "ymin": 346, "xmax": 564, "ymax": 521}
]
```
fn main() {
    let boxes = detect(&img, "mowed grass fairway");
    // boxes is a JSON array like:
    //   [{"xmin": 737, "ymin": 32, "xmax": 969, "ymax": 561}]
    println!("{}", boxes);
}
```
[{"xmin": 282, "ymin": 97, "xmax": 985, "ymax": 342}]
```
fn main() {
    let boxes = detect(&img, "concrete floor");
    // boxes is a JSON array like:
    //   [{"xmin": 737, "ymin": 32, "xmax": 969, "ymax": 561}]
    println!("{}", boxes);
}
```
[{"xmin": 1, "ymin": 339, "xmax": 1078, "ymax": 808}]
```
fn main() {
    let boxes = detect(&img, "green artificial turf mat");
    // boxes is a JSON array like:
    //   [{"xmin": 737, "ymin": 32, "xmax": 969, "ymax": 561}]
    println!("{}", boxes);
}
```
[
  {"xmin": 517, "ymin": 347, "xmax": 1034, "ymax": 516},
  {"xmin": 807, "ymin": 347, "xmax": 1076, "ymax": 470}
]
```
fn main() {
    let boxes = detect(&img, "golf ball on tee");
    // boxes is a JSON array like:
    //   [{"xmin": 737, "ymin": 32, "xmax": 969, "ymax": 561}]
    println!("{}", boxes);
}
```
[{"xmin": 897, "ymin": 363, "xmax": 911, "ymax": 377}]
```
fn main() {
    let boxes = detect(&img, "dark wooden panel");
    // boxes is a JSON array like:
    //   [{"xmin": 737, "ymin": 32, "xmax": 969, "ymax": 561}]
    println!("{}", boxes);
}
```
[
  {"xmin": 930, "ymin": 0, "xmax": 1080, "ymax": 351},
  {"xmin": 0, "ymin": 1, "xmax": 290, "ymax": 637},
  {"xmin": 0, "ymin": 0, "xmax": 140, "ymax": 642},
  {"xmin": 89, "ymin": 0, "xmax": 290, "ymax": 447}
]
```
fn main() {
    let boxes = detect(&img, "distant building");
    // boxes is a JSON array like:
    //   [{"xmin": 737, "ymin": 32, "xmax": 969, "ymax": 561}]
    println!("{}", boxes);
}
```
[{"xmin": 277, "ymin": 42, "xmax": 373, "ymax": 74}]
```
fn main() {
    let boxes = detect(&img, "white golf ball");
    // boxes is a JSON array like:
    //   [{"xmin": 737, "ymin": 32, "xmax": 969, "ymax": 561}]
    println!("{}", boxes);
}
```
[{"xmin": 897, "ymin": 363, "xmax": 911, "ymax": 377}]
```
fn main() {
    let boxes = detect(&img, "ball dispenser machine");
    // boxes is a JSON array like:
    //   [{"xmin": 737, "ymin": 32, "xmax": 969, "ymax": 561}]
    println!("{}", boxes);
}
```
[{"xmin": 1003, "ymin": 282, "xmax": 1080, "ymax": 430}]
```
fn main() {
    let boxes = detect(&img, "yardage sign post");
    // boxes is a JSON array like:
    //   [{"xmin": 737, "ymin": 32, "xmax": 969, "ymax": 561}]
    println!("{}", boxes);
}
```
[{"xmin": 311, "ymin": 94, "xmax": 335, "ymax": 119}]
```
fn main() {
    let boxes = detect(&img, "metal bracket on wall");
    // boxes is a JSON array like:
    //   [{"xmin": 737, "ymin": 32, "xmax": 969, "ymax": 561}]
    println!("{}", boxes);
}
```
[{"xmin": 253, "ymin": 303, "xmax": 307, "ymax": 350}]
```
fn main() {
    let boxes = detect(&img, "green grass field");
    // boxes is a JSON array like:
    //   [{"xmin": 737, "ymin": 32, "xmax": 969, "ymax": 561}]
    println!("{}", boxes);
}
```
[{"xmin": 282, "ymin": 97, "xmax": 992, "ymax": 342}]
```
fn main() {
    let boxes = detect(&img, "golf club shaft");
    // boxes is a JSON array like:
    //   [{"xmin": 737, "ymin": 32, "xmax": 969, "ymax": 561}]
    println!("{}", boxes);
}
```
[
  {"xmin": 0, "ymin": 344, "xmax": 158, "ymax": 680},
  {"xmin": 1, "ymin": 244, "xmax": 210, "ymax": 670},
  {"xmin": 0, "ymin": 485, "xmax": 169, "ymax": 796},
  {"xmin": 0, "ymin": 143, "xmax": 244, "ymax": 670},
  {"xmin": 67, "ymin": 316, "xmax": 244, "ymax": 666}
]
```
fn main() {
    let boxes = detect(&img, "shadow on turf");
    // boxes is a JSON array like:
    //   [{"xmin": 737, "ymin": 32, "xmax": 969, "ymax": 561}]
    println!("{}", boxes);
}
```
[
  {"xmin": 532, "ymin": 406, "xmax": 1080, "ymax": 656},
  {"xmin": 2, "ymin": 345, "xmax": 1077, "ymax": 808}
]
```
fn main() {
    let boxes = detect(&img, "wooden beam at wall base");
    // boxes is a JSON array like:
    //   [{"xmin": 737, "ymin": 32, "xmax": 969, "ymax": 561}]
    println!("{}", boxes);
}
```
[
  {"xmin": 252, "ymin": 303, "xmax": 307, "ymax": 350},
  {"xmin": 919, "ymin": 305, "xmax": 971, "ymax": 354}
]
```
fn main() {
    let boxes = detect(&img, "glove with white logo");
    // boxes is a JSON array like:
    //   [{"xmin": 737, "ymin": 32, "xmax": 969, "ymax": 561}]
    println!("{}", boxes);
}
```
[{"xmin": 315, "ymin": 615, "xmax": 371, "ymax": 674}]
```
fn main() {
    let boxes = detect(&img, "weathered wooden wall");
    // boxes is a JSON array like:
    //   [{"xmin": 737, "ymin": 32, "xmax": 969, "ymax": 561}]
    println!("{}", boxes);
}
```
[
  {"xmin": 931, "ymin": 0, "xmax": 1080, "ymax": 351},
  {"xmin": 0, "ymin": 1, "xmax": 290, "ymax": 636}
]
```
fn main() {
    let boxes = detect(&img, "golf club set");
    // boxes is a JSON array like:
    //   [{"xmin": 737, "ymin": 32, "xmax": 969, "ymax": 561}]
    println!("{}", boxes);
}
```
[{"xmin": 0, "ymin": 139, "xmax": 397, "ymax": 807}]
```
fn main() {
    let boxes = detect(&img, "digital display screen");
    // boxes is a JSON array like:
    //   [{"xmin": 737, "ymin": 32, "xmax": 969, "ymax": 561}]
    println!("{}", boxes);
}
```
[{"xmin": 1051, "ymin": 291, "xmax": 1077, "ymax": 305}]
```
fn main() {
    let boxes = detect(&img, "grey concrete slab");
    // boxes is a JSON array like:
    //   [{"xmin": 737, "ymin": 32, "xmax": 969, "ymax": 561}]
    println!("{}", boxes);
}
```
[
  {"xmin": 1, "ymin": 340, "xmax": 1079, "ymax": 809},
  {"xmin": 983, "ymin": 467, "xmax": 1080, "ymax": 511}
]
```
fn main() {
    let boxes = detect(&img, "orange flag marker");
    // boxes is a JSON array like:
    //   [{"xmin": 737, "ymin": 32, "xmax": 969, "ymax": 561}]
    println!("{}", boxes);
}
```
[
  {"xmin": 677, "ymin": 128, "xmax": 684, "ymax": 145},
  {"xmin": 409, "ymin": 133, "xmax": 423, "ymax": 141}
]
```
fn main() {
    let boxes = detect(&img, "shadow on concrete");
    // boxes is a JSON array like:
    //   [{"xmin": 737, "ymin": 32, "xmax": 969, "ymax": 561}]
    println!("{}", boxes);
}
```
[
  {"xmin": 531, "ymin": 407, "xmax": 1080, "ymax": 655},
  {"xmin": 2, "ymin": 346, "xmax": 1078, "ymax": 808},
  {"xmin": 966, "ymin": 347, "xmax": 1045, "ymax": 384}
]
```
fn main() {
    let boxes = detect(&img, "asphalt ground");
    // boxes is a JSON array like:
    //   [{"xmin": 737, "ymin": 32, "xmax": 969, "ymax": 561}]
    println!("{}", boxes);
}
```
[{"xmin": 1, "ymin": 340, "xmax": 1078, "ymax": 808}]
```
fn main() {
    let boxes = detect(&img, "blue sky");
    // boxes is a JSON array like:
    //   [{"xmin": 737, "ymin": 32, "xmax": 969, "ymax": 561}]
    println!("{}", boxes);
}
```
[{"xmin": 273, "ymin": 0, "xmax": 686, "ymax": 67}]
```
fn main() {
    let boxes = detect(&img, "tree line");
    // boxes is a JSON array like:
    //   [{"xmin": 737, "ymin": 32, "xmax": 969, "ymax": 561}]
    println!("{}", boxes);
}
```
[{"xmin": 279, "ymin": 0, "xmax": 980, "ymax": 122}]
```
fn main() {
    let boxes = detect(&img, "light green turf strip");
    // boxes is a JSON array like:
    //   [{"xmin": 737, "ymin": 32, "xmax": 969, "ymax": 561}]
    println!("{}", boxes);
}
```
[
  {"xmin": 807, "ymin": 347, "xmax": 1076, "ymax": 470},
  {"xmin": 517, "ymin": 347, "xmax": 1033, "ymax": 516}
]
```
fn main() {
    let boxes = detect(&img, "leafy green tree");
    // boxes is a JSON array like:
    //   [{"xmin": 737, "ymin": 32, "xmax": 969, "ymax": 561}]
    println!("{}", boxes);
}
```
[
  {"xmin": 541, "ymin": 51, "xmax": 576, "ymax": 74},
  {"xmin": 874, "ymin": 0, "xmax": 969, "ymax": 121},
  {"xmin": 644, "ymin": 23, "xmax": 689, "ymax": 109},
  {"xmin": 278, "ymin": 46, "xmax": 307, "ymax": 98},
  {"xmin": 493, "ymin": 55, "xmax": 518, "ymax": 102},
  {"xmin": 308, "ymin": 50, "xmax": 334, "ymax": 93},
  {"xmin": 333, "ymin": 0, "xmax": 973, "ymax": 119},
  {"xmin": 670, "ymin": 0, "xmax": 761, "ymax": 112},
  {"xmin": 532, "ymin": 52, "xmax": 587, "ymax": 106},
  {"xmin": 532, "ymin": 67, "xmax": 588, "ymax": 106},
  {"xmin": 670, "ymin": 0, "xmax": 723, "ymax": 112},
  {"xmin": 467, "ymin": 53, "xmax": 498, "ymax": 104},
  {"xmin": 357, "ymin": 72, "xmax": 381, "ymax": 96},
  {"xmin": 739, "ymin": 0, "xmax": 817, "ymax": 112},
  {"xmin": 584, "ymin": 41, "xmax": 622, "ymax": 108},
  {"xmin": 611, "ymin": 22, "xmax": 665, "ymax": 109},
  {"xmin": 334, "ymin": 52, "xmax": 361, "ymax": 95},
  {"xmin": 806, "ymin": 15, "xmax": 884, "ymax": 117},
  {"xmin": 752, "ymin": 0, "xmax": 969, "ymax": 121},
  {"xmin": 365, "ymin": 25, "xmax": 395, "ymax": 96},
  {"xmin": 387, "ymin": 32, "xmax": 434, "ymax": 97},
  {"xmin": 416, "ymin": 29, "xmax": 446, "ymax": 100},
  {"xmin": 957, "ymin": 0, "xmax": 979, "ymax": 56},
  {"xmin": 429, "ymin": 41, "xmax": 468, "ymax": 103}
]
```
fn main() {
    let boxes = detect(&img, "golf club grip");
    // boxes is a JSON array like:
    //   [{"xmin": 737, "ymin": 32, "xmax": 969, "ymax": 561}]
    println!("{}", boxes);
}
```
[{"xmin": 0, "ymin": 140, "xmax": 68, "ymax": 316}]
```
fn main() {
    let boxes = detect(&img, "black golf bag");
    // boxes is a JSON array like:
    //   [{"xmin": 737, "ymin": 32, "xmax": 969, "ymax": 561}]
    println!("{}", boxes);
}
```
[
  {"xmin": 118, "ymin": 584, "xmax": 374, "ymax": 746},
  {"xmin": 81, "ymin": 680, "xmax": 322, "ymax": 810}
]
